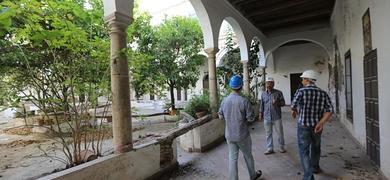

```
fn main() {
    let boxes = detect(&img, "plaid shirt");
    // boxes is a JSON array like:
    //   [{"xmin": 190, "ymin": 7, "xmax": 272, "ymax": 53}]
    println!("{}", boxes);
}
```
[{"xmin": 291, "ymin": 84, "xmax": 333, "ymax": 127}]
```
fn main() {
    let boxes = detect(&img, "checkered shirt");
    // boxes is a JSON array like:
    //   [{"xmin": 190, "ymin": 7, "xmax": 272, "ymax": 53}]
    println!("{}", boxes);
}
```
[{"xmin": 291, "ymin": 84, "xmax": 334, "ymax": 127}]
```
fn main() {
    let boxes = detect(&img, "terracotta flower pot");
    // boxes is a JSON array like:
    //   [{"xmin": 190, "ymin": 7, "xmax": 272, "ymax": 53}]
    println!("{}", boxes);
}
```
[
  {"xmin": 195, "ymin": 111, "xmax": 207, "ymax": 118},
  {"xmin": 37, "ymin": 119, "xmax": 45, "ymax": 126}
]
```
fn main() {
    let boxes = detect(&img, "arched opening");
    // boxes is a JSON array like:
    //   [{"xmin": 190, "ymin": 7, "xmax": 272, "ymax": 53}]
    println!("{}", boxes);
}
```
[
  {"xmin": 216, "ymin": 20, "xmax": 241, "ymax": 89},
  {"xmin": 250, "ymin": 36, "xmax": 266, "ymax": 99},
  {"xmin": 266, "ymin": 40, "xmax": 330, "ymax": 104},
  {"xmin": 203, "ymin": 74, "xmax": 209, "ymax": 93}
]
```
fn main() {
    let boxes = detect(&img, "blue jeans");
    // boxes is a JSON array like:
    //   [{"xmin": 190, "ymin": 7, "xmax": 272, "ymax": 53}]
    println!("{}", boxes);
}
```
[
  {"xmin": 297, "ymin": 125, "xmax": 322, "ymax": 180},
  {"xmin": 264, "ymin": 119, "xmax": 285, "ymax": 150},
  {"xmin": 227, "ymin": 135, "xmax": 256, "ymax": 180}
]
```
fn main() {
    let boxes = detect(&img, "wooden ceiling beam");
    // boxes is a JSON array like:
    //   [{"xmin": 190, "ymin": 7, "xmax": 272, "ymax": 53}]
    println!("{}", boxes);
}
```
[
  {"xmin": 251, "ymin": 2, "xmax": 333, "ymax": 22},
  {"xmin": 261, "ymin": 16, "xmax": 329, "ymax": 33},
  {"xmin": 231, "ymin": 0, "xmax": 259, "ymax": 6},
  {"xmin": 256, "ymin": 9, "xmax": 332, "ymax": 28},
  {"xmin": 230, "ymin": 0, "xmax": 287, "ymax": 10},
  {"xmin": 247, "ymin": 0, "xmax": 328, "ymax": 18}
]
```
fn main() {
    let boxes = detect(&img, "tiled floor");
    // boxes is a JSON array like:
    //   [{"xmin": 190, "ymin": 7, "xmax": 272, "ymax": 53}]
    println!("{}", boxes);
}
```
[{"xmin": 167, "ymin": 110, "xmax": 385, "ymax": 180}]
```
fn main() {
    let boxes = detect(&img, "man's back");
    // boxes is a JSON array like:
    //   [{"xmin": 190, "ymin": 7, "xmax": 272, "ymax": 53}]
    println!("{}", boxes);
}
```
[
  {"xmin": 219, "ymin": 92, "xmax": 254, "ymax": 142},
  {"xmin": 292, "ymin": 84, "xmax": 333, "ymax": 127}
]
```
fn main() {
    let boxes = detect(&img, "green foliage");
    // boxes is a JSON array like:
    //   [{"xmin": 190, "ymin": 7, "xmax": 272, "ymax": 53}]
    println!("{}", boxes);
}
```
[
  {"xmin": 240, "ymin": 92, "xmax": 257, "ymax": 105},
  {"xmin": 154, "ymin": 16, "xmax": 204, "ymax": 109},
  {"xmin": 217, "ymin": 27, "xmax": 261, "ymax": 91},
  {"xmin": 0, "ymin": 0, "xmax": 110, "ymax": 107},
  {"xmin": 127, "ymin": 12, "xmax": 165, "ymax": 98},
  {"xmin": 217, "ymin": 27, "xmax": 241, "ymax": 88},
  {"xmin": 183, "ymin": 93, "xmax": 210, "ymax": 117},
  {"xmin": 0, "ymin": 0, "xmax": 110, "ymax": 167}
]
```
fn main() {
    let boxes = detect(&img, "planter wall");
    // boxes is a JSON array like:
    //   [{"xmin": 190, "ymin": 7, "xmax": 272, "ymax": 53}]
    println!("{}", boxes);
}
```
[
  {"xmin": 39, "ymin": 141, "xmax": 178, "ymax": 180},
  {"xmin": 179, "ymin": 118, "xmax": 225, "ymax": 152}
]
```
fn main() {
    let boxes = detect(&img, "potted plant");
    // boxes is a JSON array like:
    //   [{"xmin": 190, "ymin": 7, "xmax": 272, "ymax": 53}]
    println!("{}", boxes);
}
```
[{"xmin": 184, "ymin": 93, "xmax": 210, "ymax": 118}]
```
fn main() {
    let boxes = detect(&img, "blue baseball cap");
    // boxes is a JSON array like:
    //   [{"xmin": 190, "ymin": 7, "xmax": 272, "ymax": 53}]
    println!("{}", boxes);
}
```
[{"xmin": 229, "ymin": 75, "xmax": 243, "ymax": 89}]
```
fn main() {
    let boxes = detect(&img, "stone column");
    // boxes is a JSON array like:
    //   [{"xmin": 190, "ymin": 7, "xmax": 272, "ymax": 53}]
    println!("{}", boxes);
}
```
[
  {"xmin": 204, "ymin": 47, "xmax": 219, "ymax": 119},
  {"xmin": 262, "ymin": 67, "xmax": 266, "ymax": 91},
  {"xmin": 104, "ymin": 12, "xmax": 133, "ymax": 153},
  {"xmin": 242, "ymin": 60, "xmax": 250, "ymax": 94}
]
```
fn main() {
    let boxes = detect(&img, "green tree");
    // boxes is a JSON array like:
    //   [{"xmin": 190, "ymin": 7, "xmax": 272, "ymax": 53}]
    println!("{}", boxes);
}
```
[
  {"xmin": 127, "ymin": 11, "xmax": 165, "ymax": 99},
  {"xmin": 217, "ymin": 28, "xmax": 241, "ymax": 88},
  {"xmin": 154, "ymin": 16, "xmax": 204, "ymax": 109},
  {"xmin": 0, "ymin": 0, "xmax": 111, "ymax": 167},
  {"xmin": 217, "ymin": 27, "xmax": 260, "ymax": 92}
]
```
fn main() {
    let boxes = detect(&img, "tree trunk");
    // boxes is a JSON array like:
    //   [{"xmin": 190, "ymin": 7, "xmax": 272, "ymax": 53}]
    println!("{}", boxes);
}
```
[{"xmin": 170, "ymin": 85, "xmax": 175, "ymax": 110}]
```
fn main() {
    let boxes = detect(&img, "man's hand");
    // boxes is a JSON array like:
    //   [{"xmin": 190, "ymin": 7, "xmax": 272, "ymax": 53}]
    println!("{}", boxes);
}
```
[
  {"xmin": 258, "ymin": 113, "xmax": 263, "ymax": 122},
  {"xmin": 291, "ymin": 110, "xmax": 297, "ymax": 119},
  {"xmin": 314, "ymin": 112, "xmax": 332, "ymax": 133},
  {"xmin": 314, "ymin": 122, "xmax": 324, "ymax": 133}
]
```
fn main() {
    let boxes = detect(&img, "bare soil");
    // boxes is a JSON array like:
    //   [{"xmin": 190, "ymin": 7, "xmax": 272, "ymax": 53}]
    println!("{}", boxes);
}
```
[{"xmin": 0, "ymin": 118, "xmax": 177, "ymax": 180}]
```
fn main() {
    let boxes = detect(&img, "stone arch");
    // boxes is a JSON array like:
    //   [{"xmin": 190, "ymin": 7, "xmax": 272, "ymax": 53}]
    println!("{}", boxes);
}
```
[
  {"xmin": 223, "ymin": 17, "xmax": 249, "ymax": 61},
  {"xmin": 265, "ymin": 38, "xmax": 331, "ymax": 68},
  {"xmin": 265, "ymin": 39, "xmax": 331, "ymax": 104},
  {"xmin": 266, "ymin": 39, "xmax": 331, "ymax": 60},
  {"xmin": 264, "ymin": 28, "xmax": 333, "ymax": 62},
  {"xmin": 189, "ymin": 0, "xmax": 221, "ymax": 48}
]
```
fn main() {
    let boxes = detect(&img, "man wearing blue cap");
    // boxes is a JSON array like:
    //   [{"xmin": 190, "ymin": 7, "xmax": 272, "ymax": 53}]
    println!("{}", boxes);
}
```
[{"xmin": 219, "ymin": 75, "xmax": 262, "ymax": 180}]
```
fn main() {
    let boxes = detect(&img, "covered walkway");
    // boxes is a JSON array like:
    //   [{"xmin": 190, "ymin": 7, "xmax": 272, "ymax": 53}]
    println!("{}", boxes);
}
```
[{"xmin": 167, "ymin": 108, "xmax": 383, "ymax": 180}]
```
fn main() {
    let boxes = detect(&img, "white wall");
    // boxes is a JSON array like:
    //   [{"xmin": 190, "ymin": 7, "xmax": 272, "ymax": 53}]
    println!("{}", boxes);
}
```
[
  {"xmin": 191, "ymin": 58, "xmax": 209, "ymax": 98},
  {"xmin": 266, "ymin": 43, "xmax": 330, "ymax": 105},
  {"xmin": 331, "ymin": 0, "xmax": 390, "ymax": 177}
]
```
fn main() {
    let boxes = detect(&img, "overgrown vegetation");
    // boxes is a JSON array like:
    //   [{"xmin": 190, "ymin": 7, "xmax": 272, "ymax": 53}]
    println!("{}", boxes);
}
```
[
  {"xmin": 0, "ymin": 0, "xmax": 111, "ymax": 167},
  {"xmin": 217, "ymin": 26, "xmax": 264, "ymax": 95},
  {"xmin": 0, "ymin": 0, "xmax": 207, "ymax": 169},
  {"xmin": 183, "ymin": 93, "xmax": 210, "ymax": 118}
]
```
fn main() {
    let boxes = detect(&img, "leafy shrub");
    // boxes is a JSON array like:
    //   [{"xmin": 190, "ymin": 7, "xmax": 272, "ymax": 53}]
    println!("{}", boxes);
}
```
[
  {"xmin": 183, "ymin": 93, "xmax": 210, "ymax": 118},
  {"xmin": 240, "ymin": 92, "xmax": 257, "ymax": 105}
]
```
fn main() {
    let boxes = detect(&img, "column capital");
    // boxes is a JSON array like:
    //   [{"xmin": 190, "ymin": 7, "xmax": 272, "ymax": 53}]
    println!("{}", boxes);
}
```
[
  {"xmin": 104, "ymin": 12, "xmax": 133, "ymax": 30},
  {"xmin": 241, "ymin": 60, "xmax": 249, "ymax": 64},
  {"xmin": 204, "ymin": 47, "xmax": 219, "ymax": 55}
]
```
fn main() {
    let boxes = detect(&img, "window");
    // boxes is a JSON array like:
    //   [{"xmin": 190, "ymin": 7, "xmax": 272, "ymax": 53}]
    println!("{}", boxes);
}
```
[
  {"xmin": 184, "ymin": 89, "xmax": 188, "ymax": 101},
  {"xmin": 177, "ymin": 88, "xmax": 182, "ymax": 101},
  {"xmin": 345, "ymin": 50, "xmax": 353, "ymax": 122}
]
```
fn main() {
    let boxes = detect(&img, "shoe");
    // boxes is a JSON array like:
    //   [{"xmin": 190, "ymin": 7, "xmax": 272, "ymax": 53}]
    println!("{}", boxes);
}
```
[
  {"xmin": 264, "ymin": 149, "xmax": 274, "ymax": 155},
  {"xmin": 252, "ymin": 170, "xmax": 262, "ymax": 180},
  {"xmin": 312, "ymin": 167, "xmax": 322, "ymax": 174},
  {"xmin": 279, "ymin": 147, "xmax": 286, "ymax": 153}
]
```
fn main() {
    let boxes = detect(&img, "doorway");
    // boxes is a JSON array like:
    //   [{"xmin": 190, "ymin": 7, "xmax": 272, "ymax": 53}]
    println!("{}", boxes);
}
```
[
  {"xmin": 364, "ymin": 49, "xmax": 380, "ymax": 166},
  {"xmin": 290, "ymin": 73, "xmax": 302, "ymax": 102},
  {"xmin": 203, "ymin": 74, "xmax": 209, "ymax": 94}
]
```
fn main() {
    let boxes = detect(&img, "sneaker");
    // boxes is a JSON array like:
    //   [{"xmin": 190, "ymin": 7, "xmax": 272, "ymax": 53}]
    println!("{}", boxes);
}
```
[
  {"xmin": 279, "ymin": 147, "xmax": 286, "ymax": 153},
  {"xmin": 264, "ymin": 149, "xmax": 274, "ymax": 155},
  {"xmin": 312, "ymin": 167, "xmax": 322, "ymax": 174},
  {"xmin": 252, "ymin": 170, "xmax": 262, "ymax": 180}
]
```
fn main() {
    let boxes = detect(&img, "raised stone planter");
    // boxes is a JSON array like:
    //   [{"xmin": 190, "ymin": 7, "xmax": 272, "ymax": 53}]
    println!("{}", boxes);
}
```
[
  {"xmin": 179, "ymin": 118, "xmax": 225, "ymax": 152},
  {"xmin": 39, "ymin": 141, "xmax": 178, "ymax": 180}
]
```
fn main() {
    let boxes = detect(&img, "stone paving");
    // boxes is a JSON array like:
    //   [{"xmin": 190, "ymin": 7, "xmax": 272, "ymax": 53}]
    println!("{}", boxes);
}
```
[{"xmin": 167, "ymin": 109, "xmax": 386, "ymax": 180}]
